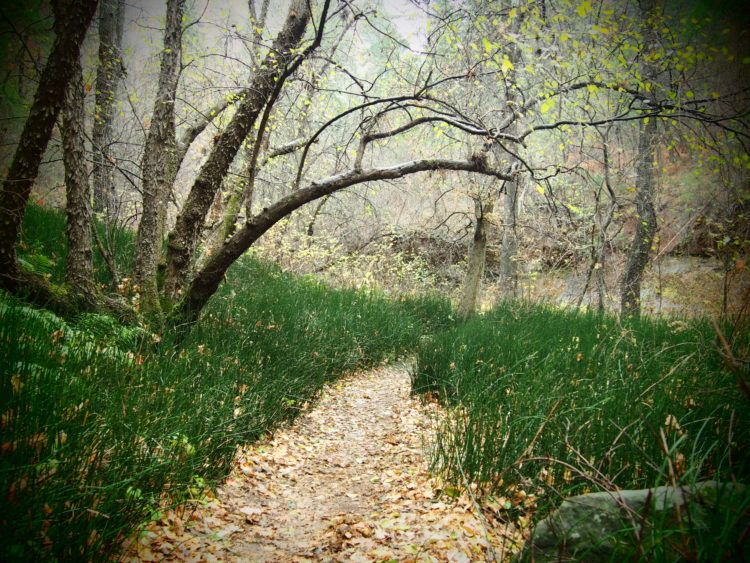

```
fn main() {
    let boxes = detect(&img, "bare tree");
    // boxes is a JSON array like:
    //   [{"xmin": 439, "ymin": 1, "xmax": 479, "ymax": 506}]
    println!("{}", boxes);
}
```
[
  {"xmin": 163, "ymin": 0, "xmax": 318, "ymax": 299},
  {"xmin": 174, "ymin": 157, "xmax": 513, "ymax": 324},
  {"xmin": 496, "ymin": 1, "xmax": 526, "ymax": 298}
]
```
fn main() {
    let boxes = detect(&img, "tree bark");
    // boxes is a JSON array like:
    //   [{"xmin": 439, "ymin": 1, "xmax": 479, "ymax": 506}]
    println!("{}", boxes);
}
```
[
  {"xmin": 61, "ymin": 56, "xmax": 95, "ymax": 299},
  {"xmin": 171, "ymin": 158, "xmax": 513, "ymax": 326},
  {"xmin": 499, "ymin": 174, "xmax": 520, "ymax": 295},
  {"xmin": 459, "ymin": 198, "xmax": 492, "ymax": 319},
  {"xmin": 596, "ymin": 128, "xmax": 616, "ymax": 314},
  {"xmin": 620, "ymin": 117, "xmax": 657, "ymax": 317},
  {"xmin": 496, "ymin": 1, "xmax": 525, "ymax": 298},
  {"xmin": 0, "ymin": 0, "xmax": 99, "ymax": 292},
  {"xmin": 620, "ymin": 0, "xmax": 659, "ymax": 318},
  {"xmin": 133, "ymin": 0, "xmax": 185, "ymax": 314},
  {"xmin": 163, "ymin": 0, "xmax": 311, "ymax": 300},
  {"xmin": 174, "ymin": 96, "xmax": 238, "ymax": 177},
  {"xmin": 203, "ymin": 136, "xmax": 310, "ymax": 260},
  {"xmin": 91, "ymin": 0, "xmax": 125, "ymax": 216}
]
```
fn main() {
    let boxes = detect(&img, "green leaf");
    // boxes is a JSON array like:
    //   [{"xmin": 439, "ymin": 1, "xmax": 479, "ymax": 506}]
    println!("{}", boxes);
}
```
[{"xmin": 576, "ymin": 1, "xmax": 592, "ymax": 17}]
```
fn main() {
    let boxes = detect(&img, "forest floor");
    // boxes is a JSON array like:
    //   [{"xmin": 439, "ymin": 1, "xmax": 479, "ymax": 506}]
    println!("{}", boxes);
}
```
[{"xmin": 124, "ymin": 363, "xmax": 523, "ymax": 562}]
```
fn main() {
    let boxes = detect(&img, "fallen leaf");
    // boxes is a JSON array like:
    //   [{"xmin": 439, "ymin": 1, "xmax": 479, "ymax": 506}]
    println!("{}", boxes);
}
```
[
  {"xmin": 216, "ymin": 523, "xmax": 242, "ymax": 538},
  {"xmin": 239, "ymin": 506, "xmax": 262, "ymax": 522}
]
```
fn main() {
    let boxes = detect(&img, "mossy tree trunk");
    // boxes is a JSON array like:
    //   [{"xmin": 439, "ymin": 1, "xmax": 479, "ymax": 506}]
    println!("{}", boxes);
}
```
[
  {"xmin": 91, "ymin": 0, "xmax": 125, "ymax": 217},
  {"xmin": 133, "ymin": 0, "xmax": 185, "ymax": 314},
  {"xmin": 61, "ymin": 54, "xmax": 95, "ymax": 301},
  {"xmin": 620, "ymin": 117, "xmax": 657, "ymax": 317},
  {"xmin": 0, "ymin": 0, "xmax": 99, "ymax": 292},
  {"xmin": 163, "ymin": 0, "xmax": 312, "ymax": 300},
  {"xmin": 620, "ymin": 0, "xmax": 659, "ymax": 318},
  {"xmin": 459, "ymin": 198, "xmax": 493, "ymax": 319}
]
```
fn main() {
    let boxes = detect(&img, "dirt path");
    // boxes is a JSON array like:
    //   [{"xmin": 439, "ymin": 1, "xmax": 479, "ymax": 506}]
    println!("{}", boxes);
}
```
[{"xmin": 126, "ymin": 363, "xmax": 521, "ymax": 562}]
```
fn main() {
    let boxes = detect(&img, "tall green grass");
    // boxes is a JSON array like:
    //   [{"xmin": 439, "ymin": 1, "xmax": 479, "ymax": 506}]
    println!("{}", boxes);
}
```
[
  {"xmin": 18, "ymin": 204, "xmax": 135, "ymax": 285},
  {"xmin": 1, "ymin": 259, "xmax": 443, "ymax": 559},
  {"xmin": 413, "ymin": 301, "xmax": 749, "ymax": 495},
  {"xmin": 1, "ymin": 206, "xmax": 454, "ymax": 560}
]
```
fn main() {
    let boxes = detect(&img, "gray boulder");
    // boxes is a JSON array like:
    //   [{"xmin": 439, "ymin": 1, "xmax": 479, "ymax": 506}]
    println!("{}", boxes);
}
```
[{"xmin": 519, "ymin": 481, "xmax": 745, "ymax": 562}]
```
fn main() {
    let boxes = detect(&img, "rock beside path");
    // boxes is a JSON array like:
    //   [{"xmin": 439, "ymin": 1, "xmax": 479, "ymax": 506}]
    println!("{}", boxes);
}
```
[{"xmin": 520, "ymin": 480, "xmax": 746, "ymax": 562}]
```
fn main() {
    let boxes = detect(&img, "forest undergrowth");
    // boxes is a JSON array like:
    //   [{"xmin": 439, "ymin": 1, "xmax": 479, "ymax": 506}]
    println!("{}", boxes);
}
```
[
  {"xmin": 2, "ymin": 206, "xmax": 748, "ymax": 560},
  {"xmin": 1, "ymin": 206, "xmax": 453, "ymax": 560}
]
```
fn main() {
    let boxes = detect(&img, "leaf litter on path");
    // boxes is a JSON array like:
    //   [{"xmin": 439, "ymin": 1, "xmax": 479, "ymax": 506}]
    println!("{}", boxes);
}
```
[{"xmin": 124, "ymin": 364, "xmax": 525, "ymax": 561}]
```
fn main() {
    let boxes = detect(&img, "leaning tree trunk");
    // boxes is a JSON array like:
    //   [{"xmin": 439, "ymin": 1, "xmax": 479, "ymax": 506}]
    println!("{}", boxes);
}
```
[
  {"xmin": 61, "ymin": 56, "xmax": 95, "ymax": 300},
  {"xmin": 0, "ymin": 0, "xmax": 99, "ymax": 292},
  {"xmin": 459, "ymin": 198, "xmax": 493, "ymax": 319},
  {"xmin": 620, "ymin": 0, "xmax": 659, "ymax": 318},
  {"xmin": 163, "ymin": 0, "xmax": 311, "ymax": 301},
  {"xmin": 620, "ymin": 117, "xmax": 657, "ymax": 317},
  {"xmin": 208, "ymin": 18, "xmax": 354, "ymax": 257},
  {"xmin": 91, "ymin": 0, "xmax": 125, "ymax": 217},
  {"xmin": 172, "ymin": 158, "xmax": 512, "ymax": 327},
  {"xmin": 133, "ymin": 0, "xmax": 185, "ymax": 314}
]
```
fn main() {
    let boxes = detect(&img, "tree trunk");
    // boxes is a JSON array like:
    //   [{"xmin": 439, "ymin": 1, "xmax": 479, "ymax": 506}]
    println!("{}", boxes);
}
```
[
  {"xmin": 0, "ymin": 0, "xmax": 99, "ymax": 292},
  {"xmin": 163, "ymin": 0, "xmax": 311, "ymax": 300},
  {"xmin": 61, "ymin": 56, "xmax": 95, "ymax": 299},
  {"xmin": 620, "ymin": 117, "xmax": 657, "ymax": 317},
  {"xmin": 91, "ymin": 0, "xmax": 125, "ymax": 217},
  {"xmin": 197, "ymin": 8, "xmax": 349, "ymax": 270},
  {"xmin": 200, "ymin": 185, "xmax": 244, "ymax": 266},
  {"xmin": 459, "ymin": 198, "xmax": 492, "ymax": 319},
  {"xmin": 499, "ymin": 175, "xmax": 520, "ymax": 295},
  {"xmin": 497, "ymin": 3, "xmax": 524, "ymax": 298},
  {"xmin": 133, "ymin": 0, "xmax": 185, "ymax": 314},
  {"xmin": 620, "ymin": 0, "xmax": 659, "ymax": 318},
  {"xmin": 597, "ymin": 128, "xmax": 616, "ymax": 314}
]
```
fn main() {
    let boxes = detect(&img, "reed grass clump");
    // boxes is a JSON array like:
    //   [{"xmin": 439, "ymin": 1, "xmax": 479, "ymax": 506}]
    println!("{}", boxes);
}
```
[
  {"xmin": 19, "ymin": 203, "xmax": 134, "ymax": 286},
  {"xmin": 414, "ymin": 301, "xmax": 748, "ymax": 495}
]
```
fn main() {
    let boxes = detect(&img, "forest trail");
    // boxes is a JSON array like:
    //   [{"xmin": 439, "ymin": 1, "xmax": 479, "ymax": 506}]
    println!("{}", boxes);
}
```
[{"xmin": 125, "ymin": 363, "xmax": 520, "ymax": 562}]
